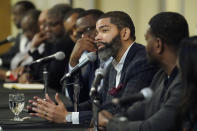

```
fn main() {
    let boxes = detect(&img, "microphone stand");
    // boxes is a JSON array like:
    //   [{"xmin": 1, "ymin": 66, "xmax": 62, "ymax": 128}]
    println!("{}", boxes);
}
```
[
  {"xmin": 43, "ymin": 65, "xmax": 48, "ymax": 94},
  {"xmin": 92, "ymin": 98, "xmax": 100, "ymax": 131},
  {"xmin": 90, "ymin": 81, "xmax": 102, "ymax": 131},
  {"xmin": 73, "ymin": 73, "xmax": 80, "ymax": 112},
  {"xmin": 61, "ymin": 71, "xmax": 81, "ymax": 112}
]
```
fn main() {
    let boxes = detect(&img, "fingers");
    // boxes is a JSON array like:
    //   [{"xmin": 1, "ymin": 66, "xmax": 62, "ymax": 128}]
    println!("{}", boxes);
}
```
[
  {"xmin": 30, "ymin": 110, "xmax": 52, "ymax": 121},
  {"xmin": 101, "ymin": 110, "xmax": 113, "ymax": 119},
  {"xmin": 55, "ymin": 93, "xmax": 64, "ymax": 106},
  {"xmin": 31, "ymin": 101, "xmax": 52, "ymax": 117},
  {"xmin": 45, "ymin": 94, "xmax": 55, "ymax": 104}
]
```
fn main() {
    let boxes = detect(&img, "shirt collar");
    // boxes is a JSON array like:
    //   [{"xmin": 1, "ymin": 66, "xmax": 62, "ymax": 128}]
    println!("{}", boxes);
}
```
[{"xmin": 112, "ymin": 42, "xmax": 135, "ymax": 72}]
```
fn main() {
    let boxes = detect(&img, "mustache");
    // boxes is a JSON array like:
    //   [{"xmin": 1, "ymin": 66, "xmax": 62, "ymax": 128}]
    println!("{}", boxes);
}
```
[{"xmin": 96, "ymin": 41, "xmax": 113, "ymax": 49}]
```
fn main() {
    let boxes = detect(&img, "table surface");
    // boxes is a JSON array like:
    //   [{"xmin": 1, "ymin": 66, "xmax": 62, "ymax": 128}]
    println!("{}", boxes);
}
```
[{"xmin": 0, "ymin": 85, "xmax": 89, "ymax": 131}]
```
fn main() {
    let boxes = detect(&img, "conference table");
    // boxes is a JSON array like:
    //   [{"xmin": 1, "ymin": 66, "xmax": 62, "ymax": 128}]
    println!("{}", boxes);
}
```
[{"xmin": 0, "ymin": 83, "xmax": 89, "ymax": 131}]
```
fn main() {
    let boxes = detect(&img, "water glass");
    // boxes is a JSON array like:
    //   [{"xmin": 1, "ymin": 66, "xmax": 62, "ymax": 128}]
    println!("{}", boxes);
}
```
[{"xmin": 9, "ymin": 93, "xmax": 25, "ymax": 121}]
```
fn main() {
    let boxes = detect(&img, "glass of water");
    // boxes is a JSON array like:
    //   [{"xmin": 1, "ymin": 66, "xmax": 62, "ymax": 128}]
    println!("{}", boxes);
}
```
[{"xmin": 9, "ymin": 93, "xmax": 25, "ymax": 121}]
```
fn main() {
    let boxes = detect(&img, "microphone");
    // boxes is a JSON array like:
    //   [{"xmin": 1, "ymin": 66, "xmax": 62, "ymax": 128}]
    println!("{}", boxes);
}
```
[
  {"xmin": 30, "ymin": 51, "xmax": 65, "ymax": 65},
  {"xmin": 0, "ymin": 35, "xmax": 16, "ymax": 45},
  {"xmin": 111, "ymin": 88, "xmax": 153, "ymax": 106},
  {"xmin": 60, "ymin": 52, "xmax": 97, "ymax": 82},
  {"xmin": 89, "ymin": 67, "xmax": 106, "ymax": 97}
]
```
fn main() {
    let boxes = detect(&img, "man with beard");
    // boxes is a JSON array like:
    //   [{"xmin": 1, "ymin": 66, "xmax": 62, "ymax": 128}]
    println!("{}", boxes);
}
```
[
  {"xmin": 31, "ymin": 4, "xmax": 73, "ymax": 92},
  {"xmin": 29, "ymin": 11, "xmax": 157, "ymax": 125},
  {"xmin": 99, "ymin": 12, "xmax": 189, "ymax": 131}
]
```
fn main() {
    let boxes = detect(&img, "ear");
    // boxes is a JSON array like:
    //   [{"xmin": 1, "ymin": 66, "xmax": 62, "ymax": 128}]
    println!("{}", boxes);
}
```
[
  {"xmin": 155, "ymin": 38, "xmax": 164, "ymax": 54},
  {"xmin": 120, "ymin": 27, "xmax": 130, "ymax": 41}
]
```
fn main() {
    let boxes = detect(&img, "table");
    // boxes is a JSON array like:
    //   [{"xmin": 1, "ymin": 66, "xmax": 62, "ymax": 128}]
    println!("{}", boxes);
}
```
[{"xmin": 0, "ymin": 85, "xmax": 89, "ymax": 131}]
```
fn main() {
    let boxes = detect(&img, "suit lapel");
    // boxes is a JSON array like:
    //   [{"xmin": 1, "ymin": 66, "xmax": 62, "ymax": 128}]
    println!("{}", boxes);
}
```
[
  {"xmin": 119, "ymin": 43, "xmax": 139, "ymax": 85},
  {"xmin": 114, "ymin": 43, "xmax": 140, "ymax": 97},
  {"xmin": 163, "ymin": 71, "xmax": 181, "ymax": 103}
]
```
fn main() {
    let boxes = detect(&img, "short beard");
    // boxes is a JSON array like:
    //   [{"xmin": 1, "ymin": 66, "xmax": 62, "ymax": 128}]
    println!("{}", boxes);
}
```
[
  {"xmin": 98, "ymin": 34, "xmax": 121, "ymax": 62},
  {"xmin": 47, "ymin": 34, "xmax": 58, "ymax": 44}
]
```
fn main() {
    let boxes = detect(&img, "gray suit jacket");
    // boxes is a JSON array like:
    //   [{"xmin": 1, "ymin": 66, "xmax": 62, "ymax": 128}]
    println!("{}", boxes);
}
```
[{"xmin": 107, "ymin": 68, "xmax": 182, "ymax": 131}]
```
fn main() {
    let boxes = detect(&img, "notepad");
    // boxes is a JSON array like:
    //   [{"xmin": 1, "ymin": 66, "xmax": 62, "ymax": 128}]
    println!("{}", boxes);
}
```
[{"xmin": 3, "ymin": 83, "xmax": 44, "ymax": 90}]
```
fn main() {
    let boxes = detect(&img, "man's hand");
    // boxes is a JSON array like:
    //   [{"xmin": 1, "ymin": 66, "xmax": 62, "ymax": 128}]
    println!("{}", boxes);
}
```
[
  {"xmin": 31, "ymin": 31, "xmax": 48, "ymax": 48},
  {"xmin": 69, "ymin": 36, "xmax": 97, "ymax": 67},
  {"xmin": 98, "ymin": 110, "xmax": 113, "ymax": 128},
  {"xmin": 18, "ymin": 73, "xmax": 32, "ymax": 83},
  {"xmin": 11, "ymin": 66, "xmax": 25, "ymax": 79},
  {"xmin": 29, "ymin": 93, "xmax": 68, "ymax": 123}
]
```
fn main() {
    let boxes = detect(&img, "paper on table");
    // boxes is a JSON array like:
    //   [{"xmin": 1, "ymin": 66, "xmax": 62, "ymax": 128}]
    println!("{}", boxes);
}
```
[{"xmin": 3, "ymin": 83, "xmax": 44, "ymax": 90}]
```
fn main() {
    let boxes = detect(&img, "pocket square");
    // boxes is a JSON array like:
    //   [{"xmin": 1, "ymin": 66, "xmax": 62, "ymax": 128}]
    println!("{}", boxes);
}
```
[{"xmin": 108, "ymin": 84, "xmax": 123, "ymax": 96}]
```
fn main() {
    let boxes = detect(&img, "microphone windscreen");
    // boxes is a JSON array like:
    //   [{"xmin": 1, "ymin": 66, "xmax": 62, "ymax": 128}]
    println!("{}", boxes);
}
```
[
  {"xmin": 95, "ymin": 67, "xmax": 106, "ymax": 77},
  {"xmin": 140, "ymin": 88, "xmax": 153, "ymax": 99},
  {"xmin": 54, "ymin": 51, "xmax": 65, "ymax": 60},
  {"xmin": 7, "ymin": 35, "xmax": 16, "ymax": 42}
]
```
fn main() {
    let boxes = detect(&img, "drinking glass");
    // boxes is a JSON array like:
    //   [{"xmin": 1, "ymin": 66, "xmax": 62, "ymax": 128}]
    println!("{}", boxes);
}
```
[{"xmin": 9, "ymin": 93, "xmax": 25, "ymax": 121}]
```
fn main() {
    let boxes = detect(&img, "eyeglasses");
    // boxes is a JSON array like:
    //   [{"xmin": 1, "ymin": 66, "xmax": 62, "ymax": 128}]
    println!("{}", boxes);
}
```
[
  {"xmin": 83, "ymin": 26, "xmax": 96, "ymax": 35},
  {"xmin": 76, "ymin": 26, "xmax": 96, "ymax": 40},
  {"xmin": 46, "ymin": 21, "xmax": 61, "ymax": 27}
]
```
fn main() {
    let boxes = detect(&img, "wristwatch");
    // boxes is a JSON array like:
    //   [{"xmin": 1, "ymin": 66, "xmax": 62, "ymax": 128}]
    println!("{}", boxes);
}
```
[{"xmin": 65, "ymin": 112, "xmax": 72, "ymax": 122}]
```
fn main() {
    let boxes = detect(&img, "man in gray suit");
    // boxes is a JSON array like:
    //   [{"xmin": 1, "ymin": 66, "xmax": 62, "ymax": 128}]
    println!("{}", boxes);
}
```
[{"xmin": 99, "ymin": 12, "xmax": 189, "ymax": 131}]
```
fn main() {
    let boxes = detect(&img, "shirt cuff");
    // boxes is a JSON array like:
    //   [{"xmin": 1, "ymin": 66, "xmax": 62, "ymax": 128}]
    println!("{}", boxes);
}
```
[{"xmin": 72, "ymin": 112, "xmax": 79, "ymax": 124}]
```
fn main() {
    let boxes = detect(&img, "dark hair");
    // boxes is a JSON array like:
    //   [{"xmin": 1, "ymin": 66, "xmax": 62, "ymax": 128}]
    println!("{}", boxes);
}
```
[
  {"xmin": 25, "ymin": 9, "xmax": 41, "ymax": 25},
  {"xmin": 78, "ymin": 9, "xmax": 104, "ymax": 21},
  {"xmin": 98, "ymin": 11, "xmax": 136, "ymax": 40},
  {"xmin": 48, "ymin": 3, "xmax": 72, "ymax": 21},
  {"xmin": 64, "ymin": 8, "xmax": 85, "ymax": 21},
  {"xmin": 149, "ymin": 12, "xmax": 189, "ymax": 52},
  {"xmin": 14, "ymin": 1, "xmax": 35, "ymax": 11},
  {"xmin": 179, "ymin": 36, "xmax": 197, "ymax": 123}
]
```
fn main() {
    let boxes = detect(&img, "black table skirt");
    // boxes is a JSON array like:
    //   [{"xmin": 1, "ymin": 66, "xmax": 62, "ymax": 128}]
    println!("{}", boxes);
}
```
[{"xmin": 0, "ymin": 85, "xmax": 89, "ymax": 131}]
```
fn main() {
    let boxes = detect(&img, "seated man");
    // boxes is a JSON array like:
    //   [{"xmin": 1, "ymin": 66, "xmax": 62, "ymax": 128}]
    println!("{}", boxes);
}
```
[
  {"xmin": 99, "ymin": 12, "xmax": 189, "ymax": 131},
  {"xmin": 18, "ymin": 4, "xmax": 73, "ymax": 92},
  {"xmin": 29, "ymin": 11, "xmax": 157, "ymax": 125},
  {"xmin": 64, "ymin": 9, "xmax": 103, "ymax": 103}
]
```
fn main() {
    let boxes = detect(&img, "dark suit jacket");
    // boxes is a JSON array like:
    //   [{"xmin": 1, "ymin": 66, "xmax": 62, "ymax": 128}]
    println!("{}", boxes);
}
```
[
  {"xmin": 107, "ymin": 68, "xmax": 182, "ymax": 131},
  {"xmin": 78, "ymin": 43, "xmax": 158, "ymax": 123},
  {"xmin": 29, "ymin": 35, "xmax": 74, "ymax": 92},
  {"xmin": 0, "ymin": 33, "xmax": 21, "ymax": 69},
  {"xmin": 65, "ymin": 58, "xmax": 100, "ymax": 103}
]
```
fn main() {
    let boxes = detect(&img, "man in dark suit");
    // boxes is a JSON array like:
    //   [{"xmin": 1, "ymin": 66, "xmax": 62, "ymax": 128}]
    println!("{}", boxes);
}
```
[
  {"xmin": 65, "ymin": 9, "xmax": 103, "ymax": 103},
  {"xmin": 29, "ymin": 11, "xmax": 157, "ymax": 125},
  {"xmin": 100, "ymin": 12, "xmax": 189, "ymax": 131},
  {"xmin": 29, "ymin": 4, "xmax": 73, "ymax": 92}
]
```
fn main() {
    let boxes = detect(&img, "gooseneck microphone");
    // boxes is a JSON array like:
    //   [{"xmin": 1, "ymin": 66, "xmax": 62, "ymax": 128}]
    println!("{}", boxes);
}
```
[
  {"xmin": 89, "ymin": 67, "xmax": 106, "ymax": 97},
  {"xmin": 60, "ymin": 52, "xmax": 97, "ymax": 82},
  {"xmin": 30, "ymin": 51, "xmax": 65, "ymax": 65},
  {"xmin": 111, "ymin": 88, "xmax": 153, "ymax": 106},
  {"xmin": 0, "ymin": 35, "xmax": 16, "ymax": 45}
]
